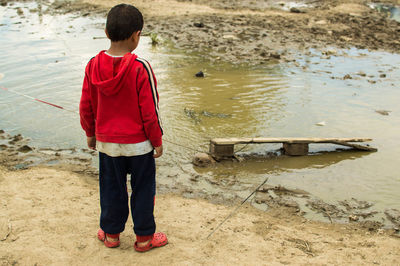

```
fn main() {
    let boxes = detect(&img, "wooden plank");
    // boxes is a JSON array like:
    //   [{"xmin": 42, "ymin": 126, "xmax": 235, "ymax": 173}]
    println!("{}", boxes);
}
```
[
  {"xmin": 211, "ymin": 137, "xmax": 373, "ymax": 145},
  {"xmin": 330, "ymin": 141, "xmax": 378, "ymax": 152}
]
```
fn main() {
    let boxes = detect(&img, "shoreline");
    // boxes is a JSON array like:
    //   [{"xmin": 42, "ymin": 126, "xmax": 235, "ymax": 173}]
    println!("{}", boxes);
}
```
[{"xmin": 1, "ymin": 129, "xmax": 400, "ymax": 231}]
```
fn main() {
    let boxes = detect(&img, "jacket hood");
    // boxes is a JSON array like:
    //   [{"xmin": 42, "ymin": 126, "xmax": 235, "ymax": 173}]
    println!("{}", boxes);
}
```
[{"xmin": 90, "ymin": 51, "xmax": 138, "ymax": 96}]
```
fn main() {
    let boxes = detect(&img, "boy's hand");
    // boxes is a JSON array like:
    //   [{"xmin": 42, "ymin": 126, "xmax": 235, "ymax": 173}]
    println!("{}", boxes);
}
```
[
  {"xmin": 87, "ymin": 136, "xmax": 96, "ymax": 150},
  {"xmin": 153, "ymin": 145, "xmax": 163, "ymax": 158}
]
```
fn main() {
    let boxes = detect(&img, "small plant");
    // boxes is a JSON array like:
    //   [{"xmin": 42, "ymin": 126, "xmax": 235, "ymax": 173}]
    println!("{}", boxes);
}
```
[{"xmin": 150, "ymin": 32, "xmax": 160, "ymax": 46}]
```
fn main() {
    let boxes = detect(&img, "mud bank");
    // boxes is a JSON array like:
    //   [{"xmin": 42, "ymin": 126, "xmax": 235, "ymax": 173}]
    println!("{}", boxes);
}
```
[
  {"xmin": 12, "ymin": 0, "xmax": 399, "ymax": 65},
  {"xmin": 1, "ymin": 129, "xmax": 400, "ymax": 232}
]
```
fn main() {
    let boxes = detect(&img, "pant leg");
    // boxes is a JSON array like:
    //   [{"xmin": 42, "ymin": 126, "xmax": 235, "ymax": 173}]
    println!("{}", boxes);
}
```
[
  {"xmin": 99, "ymin": 152, "xmax": 130, "ymax": 234},
  {"xmin": 127, "ymin": 151, "xmax": 156, "ymax": 236}
]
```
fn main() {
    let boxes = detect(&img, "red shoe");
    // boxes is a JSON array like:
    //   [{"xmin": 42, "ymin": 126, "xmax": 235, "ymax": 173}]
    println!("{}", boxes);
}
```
[
  {"xmin": 134, "ymin": 232, "xmax": 168, "ymax": 252},
  {"xmin": 97, "ymin": 229, "xmax": 120, "ymax": 248}
]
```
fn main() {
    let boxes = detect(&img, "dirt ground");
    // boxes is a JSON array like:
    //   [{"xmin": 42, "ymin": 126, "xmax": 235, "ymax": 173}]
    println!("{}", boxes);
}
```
[
  {"xmin": 1, "ymin": 165, "xmax": 399, "ymax": 265},
  {"xmin": 1, "ymin": 0, "xmax": 400, "ymax": 264},
  {"xmin": 44, "ymin": 0, "xmax": 400, "ymax": 64}
]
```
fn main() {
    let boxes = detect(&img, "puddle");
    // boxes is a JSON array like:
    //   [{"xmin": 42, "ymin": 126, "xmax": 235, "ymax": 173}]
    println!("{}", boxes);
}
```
[
  {"xmin": 369, "ymin": 3, "xmax": 400, "ymax": 22},
  {"xmin": 0, "ymin": 2, "xmax": 400, "ymax": 226}
]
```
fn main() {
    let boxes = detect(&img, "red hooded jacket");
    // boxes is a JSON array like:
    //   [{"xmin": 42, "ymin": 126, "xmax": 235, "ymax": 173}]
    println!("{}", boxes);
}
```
[{"xmin": 79, "ymin": 51, "xmax": 163, "ymax": 147}]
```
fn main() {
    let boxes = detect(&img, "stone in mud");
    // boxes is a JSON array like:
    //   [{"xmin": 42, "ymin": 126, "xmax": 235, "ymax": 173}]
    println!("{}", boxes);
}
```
[
  {"xmin": 192, "ymin": 152, "xmax": 216, "ymax": 167},
  {"xmin": 193, "ymin": 22, "xmax": 204, "ymax": 28},
  {"xmin": 343, "ymin": 74, "xmax": 352, "ymax": 80},
  {"xmin": 17, "ymin": 145, "xmax": 33, "ymax": 153},
  {"xmin": 269, "ymin": 52, "xmax": 281, "ymax": 59},
  {"xmin": 349, "ymin": 215, "xmax": 359, "ymax": 222},
  {"xmin": 17, "ymin": 8, "xmax": 24, "ymax": 16},
  {"xmin": 12, "ymin": 134, "xmax": 23, "ymax": 142},
  {"xmin": 323, "ymin": 49, "xmax": 337, "ymax": 56},
  {"xmin": 195, "ymin": 71, "xmax": 204, "ymax": 77},
  {"xmin": 380, "ymin": 73, "xmax": 386, "ymax": 78},
  {"xmin": 290, "ymin": 7, "xmax": 303, "ymax": 14},
  {"xmin": 356, "ymin": 71, "xmax": 367, "ymax": 77}
]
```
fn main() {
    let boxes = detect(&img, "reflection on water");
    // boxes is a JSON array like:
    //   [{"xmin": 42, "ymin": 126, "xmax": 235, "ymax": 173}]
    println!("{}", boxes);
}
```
[{"xmin": 1, "ymin": 2, "xmax": 400, "ymax": 222}]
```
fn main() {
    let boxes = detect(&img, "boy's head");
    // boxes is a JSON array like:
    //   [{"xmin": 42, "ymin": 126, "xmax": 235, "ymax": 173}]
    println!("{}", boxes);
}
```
[{"xmin": 106, "ymin": 4, "xmax": 143, "ymax": 42}]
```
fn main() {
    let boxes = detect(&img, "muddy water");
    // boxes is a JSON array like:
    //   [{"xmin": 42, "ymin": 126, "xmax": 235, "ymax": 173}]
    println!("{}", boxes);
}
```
[{"xmin": 1, "ymin": 2, "xmax": 399, "ymax": 224}]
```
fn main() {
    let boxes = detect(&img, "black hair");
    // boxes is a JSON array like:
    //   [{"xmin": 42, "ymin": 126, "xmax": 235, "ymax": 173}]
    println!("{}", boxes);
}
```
[{"xmin": 106, "ymin": 4, "xmax": 143, "ymax": 42}]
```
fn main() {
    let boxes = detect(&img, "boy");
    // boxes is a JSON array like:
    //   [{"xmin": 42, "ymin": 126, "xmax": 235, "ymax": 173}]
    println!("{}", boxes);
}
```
[{"xmin": 79, "ymin": 4, "xmax": 167, "ymax": 252}]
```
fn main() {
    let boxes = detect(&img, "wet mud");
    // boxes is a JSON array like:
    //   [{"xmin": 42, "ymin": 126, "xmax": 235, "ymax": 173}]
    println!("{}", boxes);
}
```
[{"xmin": 3, "ymin": 0, "xmax": 399, "ymax": 65}]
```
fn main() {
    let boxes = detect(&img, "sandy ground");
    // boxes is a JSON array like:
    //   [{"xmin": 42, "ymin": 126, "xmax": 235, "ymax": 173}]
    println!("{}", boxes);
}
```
[{"xmin": 1, "ymin": 165, "xmax": 399, "ymax": 265}]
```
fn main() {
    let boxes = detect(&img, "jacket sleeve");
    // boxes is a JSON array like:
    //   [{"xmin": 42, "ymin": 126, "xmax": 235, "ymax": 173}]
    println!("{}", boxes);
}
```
[
  {"xmin": 79, "ymin": 62, "xmax": 95, "ymax": 137},
  {"xmin": 136, "ymin": 60, "xmax": 163, "ymax": 147}
]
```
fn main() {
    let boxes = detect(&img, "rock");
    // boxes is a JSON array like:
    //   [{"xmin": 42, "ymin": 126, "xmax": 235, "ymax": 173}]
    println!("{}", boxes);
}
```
[
  {"xmin": 17, "ymin": 145, "xmax": 33, "ymax": 153},
  {"xmin": 356, "ymin": 71, "xmax": 367, "ymax": 77},
  {"xmin": 290, "ymin": 7, "xmax": 302, "ymax": 13},
  {"xmin": 343, "ymin": 74, "xmax": 352, "ymax": 80},
  {"xmin": 192, "ymin": 153, "xmax": 216, "ymax": 167},
  {"xmin": 380, "ymin": 73, "xmax": 386, "ymax": 78},
  {"xmin": 349, "ymin": 215, "xmax": 359, "ymax": 222},
  {"xmin": 193, "ymin": 22, "xmax": 204, "ymax": 28},
  {"xmin": 269, "ymin": 52, "xmax": 281, "ymax": 59},
  {"xmin": 323, "ymin": 49, "xmax": 337, "ymax": 56},
  {"xmin": 222, "ymin": 34, "xmax": 239, "ymax": 40},
  {"xmin": 195, "ymin": 71, "xmax": 204, "ymax": 77},
  {"xmin": 17, "ymin": 7, "xmax": 24, "ymax": 16}
]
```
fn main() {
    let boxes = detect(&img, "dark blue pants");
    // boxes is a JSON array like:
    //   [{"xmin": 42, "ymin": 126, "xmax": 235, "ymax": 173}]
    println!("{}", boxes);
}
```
[{"xmin": 99, "ymin": 151, "xmax": 156, "ymax": 236}]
